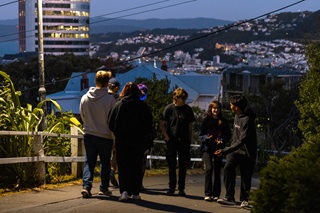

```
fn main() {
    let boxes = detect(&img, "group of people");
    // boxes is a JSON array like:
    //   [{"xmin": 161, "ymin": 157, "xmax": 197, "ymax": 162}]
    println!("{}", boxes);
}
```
[{"xmin": 79, "ymin": 70, "xmax": 257, "ymax": 208}]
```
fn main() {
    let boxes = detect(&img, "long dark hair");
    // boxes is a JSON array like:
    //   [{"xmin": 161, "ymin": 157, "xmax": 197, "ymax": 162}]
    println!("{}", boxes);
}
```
[{"xmin": 119, "ymin": 82, "xmax": 141, "ymax": 99}]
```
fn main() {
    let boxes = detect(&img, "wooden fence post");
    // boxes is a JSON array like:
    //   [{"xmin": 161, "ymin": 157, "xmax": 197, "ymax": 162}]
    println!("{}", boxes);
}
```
[
  {"xmin": 71, "ymin": 127, "xmax": 84, "ymax": 178},
  {"xmin": 33, "ymin": 133, "xmax": 46, "ymax": 184}
]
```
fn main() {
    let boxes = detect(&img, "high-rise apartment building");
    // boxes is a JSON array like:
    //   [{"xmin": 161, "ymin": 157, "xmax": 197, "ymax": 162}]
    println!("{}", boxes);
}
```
[{"xmin": 18, "ymin": 0, "xmax": 90, "ymax": 55}]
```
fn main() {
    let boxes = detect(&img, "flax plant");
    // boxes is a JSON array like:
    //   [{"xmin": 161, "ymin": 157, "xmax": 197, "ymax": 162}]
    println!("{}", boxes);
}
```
[{"xmin": 0, "ymin": 71, "xmax": 82, "ymax": 188}]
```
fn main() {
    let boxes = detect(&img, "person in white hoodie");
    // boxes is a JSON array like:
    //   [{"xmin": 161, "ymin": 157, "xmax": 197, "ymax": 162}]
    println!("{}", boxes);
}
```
[{"xmin": 80, "ymin": 70, "xmax": 116, "ymax": 198}]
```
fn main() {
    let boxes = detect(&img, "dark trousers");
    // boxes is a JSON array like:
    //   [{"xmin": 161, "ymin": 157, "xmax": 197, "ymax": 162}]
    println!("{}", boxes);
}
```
[
  {"xmin": 166, "ymin": 140, "xmax": 190, "ymax": 190},
  {"xmin": 202, "ymin": 151, "xmax": 223, "ymax": 197},
  {"xmin": 116, "ymin": 140, "xmax": 144, "ymax": 196},
  {"xmin": 223, "ymin": 153, "xmax": 255, "ymax": 202},
  {"xmin": 82, "ymin": 134, "xmax": 113, "ymax": 192}
]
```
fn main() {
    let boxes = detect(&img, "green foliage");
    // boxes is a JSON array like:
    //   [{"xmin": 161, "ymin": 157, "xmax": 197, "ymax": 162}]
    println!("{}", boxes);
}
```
[
  {"xmin": 296, "ymin": 43, "xmax": 320, "ymax": 143},
  {"xmin": 251, "ymin": 141, "xmax": 320, "ymax": 213},
  {"xmin": 251, "ymin": 42, "xmax": 320, "ymax": 212},
  {"xmin": 0, "ymin": 70, "xmax": 82, "ymax": 188}
]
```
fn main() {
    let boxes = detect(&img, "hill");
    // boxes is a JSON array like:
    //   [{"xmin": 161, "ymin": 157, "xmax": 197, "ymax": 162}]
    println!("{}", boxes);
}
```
[{"xmin": 89, "ymin": 17, "xmax": 232, "ymax": 33}]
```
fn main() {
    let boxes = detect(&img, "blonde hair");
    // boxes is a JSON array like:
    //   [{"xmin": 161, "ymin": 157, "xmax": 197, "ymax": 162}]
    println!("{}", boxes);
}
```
[
  {"xmin": 173, "ymin": 88, "xmax": 188, "ymax": 104},
  {"xmin": 95, "ymin": 70, "xmax": 112, "ymax": 87}
]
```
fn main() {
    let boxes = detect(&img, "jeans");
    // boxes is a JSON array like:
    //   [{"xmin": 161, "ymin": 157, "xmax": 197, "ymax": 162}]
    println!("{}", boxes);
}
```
[
  {"xmin": 82, "ymin": 134, "xmax": 113, "ymax": 192},
  {"xmin": 166, "ymin": 139, "xmax": 191, "ymax": 190},
  {"xmin": 202, "ymin": 151, "xmax": 223, "ymax": 197},
  {"xmin": 223, "ymin": 153, "xmax": 255, "ymax": 201}
]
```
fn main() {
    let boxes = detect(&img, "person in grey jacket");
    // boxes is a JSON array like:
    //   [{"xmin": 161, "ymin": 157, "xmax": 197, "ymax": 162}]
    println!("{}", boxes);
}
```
[
  {"xmin": 215, "ymin": 95, "xmax": 257, "ymax": 208},
  {"xmin": 80, "ymin": 70, "xmax": 116, "ymax": 198}
]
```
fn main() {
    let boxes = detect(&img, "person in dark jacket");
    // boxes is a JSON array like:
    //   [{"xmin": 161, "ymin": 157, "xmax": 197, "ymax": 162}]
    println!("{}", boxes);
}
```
[
  {"xmin": 215, "ymin": 95, "xmax": 257, "ymax": 208},
  {"xmin": 108, "ymin": 82, "xmax": 154, "ymax": 202},
  {"xmin": 160, "ymin": 88, "xmax": 196, "ymax": 196},
  {"xmin": 199, "ymin": 100, "xmax": 231, "ymax": 202}
]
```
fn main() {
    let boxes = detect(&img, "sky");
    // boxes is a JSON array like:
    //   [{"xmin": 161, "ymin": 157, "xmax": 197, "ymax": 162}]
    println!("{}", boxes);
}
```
[{"xmin": 0, "ymin": 0, "xmax": 319, "ymax": 21}]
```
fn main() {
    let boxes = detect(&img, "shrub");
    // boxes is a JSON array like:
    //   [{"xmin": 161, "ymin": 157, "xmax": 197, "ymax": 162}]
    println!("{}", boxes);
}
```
[{"xmin": 251, "ymin": 141, "xmax": 320, "ymax": 213}]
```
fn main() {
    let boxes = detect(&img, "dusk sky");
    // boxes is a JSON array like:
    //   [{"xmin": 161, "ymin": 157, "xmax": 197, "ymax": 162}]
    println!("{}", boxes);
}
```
[{"xmin": 0, "ymin": 0, "xmax": 319, "ymax": 21}]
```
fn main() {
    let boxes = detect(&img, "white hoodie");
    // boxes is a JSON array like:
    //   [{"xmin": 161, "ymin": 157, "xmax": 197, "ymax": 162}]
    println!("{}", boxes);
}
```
[{"xmin": 80, "ymin": 87, "xmax": 116, "ymax": 139}]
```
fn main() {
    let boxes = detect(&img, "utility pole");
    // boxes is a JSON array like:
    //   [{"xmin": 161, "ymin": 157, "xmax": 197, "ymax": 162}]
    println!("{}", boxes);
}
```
[{"xmin": 37, "ymin": 0, "xmax": 46, "ymax": 130}]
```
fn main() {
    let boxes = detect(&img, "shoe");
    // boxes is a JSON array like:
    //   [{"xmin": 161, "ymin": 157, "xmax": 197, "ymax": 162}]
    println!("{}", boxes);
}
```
[
  {"xmin": 131, "ymin": 195, "xmax": 142, "ymax": 200},
  {"xmin": 81, "ymin": 188, "xmax": 92, "ymax": 198},
  {"xmin": 119, "ymin": 191, "xmax": 129, "ymax": 202},
  {"xmin": 213, "ymin": 197, "xmax": 219, "ymax": 201},
  {"xmin": 240, "ymin": 201, "xmax": 250, "ymax": 208},
  {"xmin": 110, "ymin": 172, "xmax": 119, "ymax": 187},
  {"xmin": 204, "ymin": 196, "xmax": 213, "ymax": 201},
  {"xmin": 178, "ymin": 190, "xmax": 186, "ymax": 196},
  {"xmin": 217, "ymin": 198, "xmax": 236, "ymax": 205},
  {"xmin": 98, "ymin": 189, "xmax": 112, "ymax": 196},
  {"xmin": 166, "ymin": 189, "xmax": 175, "ymax": 196}
]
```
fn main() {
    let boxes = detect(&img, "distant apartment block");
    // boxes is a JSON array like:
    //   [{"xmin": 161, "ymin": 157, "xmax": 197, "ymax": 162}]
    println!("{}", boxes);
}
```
[
  {"xmin": 220, "ymin": 66, "xmax": 304, "ymax": 105},
  {"xmin": 19, "ymin": 0, "xmax": 90, "ymax": 55}
]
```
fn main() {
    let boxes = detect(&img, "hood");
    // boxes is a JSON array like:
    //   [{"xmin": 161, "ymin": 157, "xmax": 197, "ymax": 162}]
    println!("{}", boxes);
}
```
[
  {"xmin": 242, "ymin": 107, "xmax": 256, "ymax": 119},
  {"xmin": 86, "ymin": 87, "xmax": 109, "ymax": 101},
  {"xmin": 121, "ymin": 94, "xmax": 140, "ymax": 103}
]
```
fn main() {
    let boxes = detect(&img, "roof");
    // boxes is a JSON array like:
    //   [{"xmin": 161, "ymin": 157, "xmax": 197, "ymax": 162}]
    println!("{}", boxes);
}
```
[
  {"xmin": 115, "ymin": 64, "xmax": 199, "ymax": 103},
  {"xmin": 224, "ymin": 66, "xmax": 303, "ymax": 76},
  {"xmin": 47, "ymin": 64, "xmax": 224, "ymax": 113},
  {"xmin": 176, "ymin": 73, "xmax": 221, "ymax": 95}
]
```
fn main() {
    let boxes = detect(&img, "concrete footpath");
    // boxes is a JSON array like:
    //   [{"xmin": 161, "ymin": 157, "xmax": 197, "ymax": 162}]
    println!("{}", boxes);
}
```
[{"xmin": 0, "ymin": 174, "xmax": 259, "ymax": 213}]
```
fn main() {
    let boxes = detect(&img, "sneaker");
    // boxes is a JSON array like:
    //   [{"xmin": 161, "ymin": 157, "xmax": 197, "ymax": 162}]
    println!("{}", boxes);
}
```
[
  {"xmin": 217, "ymin": 198, "xmax": 236, "ymax": 205},
  {"xmin": 178, "ymin": 190, "xmax": 186, "ymax": 196},
  {"xmin": 213, "ymin": 197, "xmax": 219, "ymax": 202},
  {"xmin": 204, "ymin": 196, "xmax": 213, "ymax": 201},
  {"xmin": 98, "ymin": 189, "xmax": 112, "ymax": 196},
  {"xmin": 131, "ymin": 195, "xmax": 142, "ymax": 200},
  {"xmin": 81, "ymin": 188, "xmax": 92, "ymax": 198},
  {"xmin": 240, "ymin": 201, "xmax": 250, "ymax": 208},
  {"xmin": 119, "ymin": 191, "xmax": 129, "ymax": 202},
  {"xmin": 166, "ymin": 189, "xmax": 175, "ymax": 196}
]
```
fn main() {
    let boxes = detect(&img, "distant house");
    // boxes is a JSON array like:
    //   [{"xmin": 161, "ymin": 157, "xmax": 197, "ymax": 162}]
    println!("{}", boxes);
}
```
[
  {"xmin": 46, "ymin": 64, "xmax": 221, "ymax": 115},
  {"xmin": 220, "ymin": 66, "xmax": 304, "ymax": 106}
]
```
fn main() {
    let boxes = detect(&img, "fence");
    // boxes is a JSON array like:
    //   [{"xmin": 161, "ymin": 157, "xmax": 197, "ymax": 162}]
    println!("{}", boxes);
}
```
[
  {"xmin": 0, "ymin": 128, "xmax": 202, "ymax": 183},
  {"xmin": 0, "ymin": 128, "xmax": 289, "ymax": 184}
]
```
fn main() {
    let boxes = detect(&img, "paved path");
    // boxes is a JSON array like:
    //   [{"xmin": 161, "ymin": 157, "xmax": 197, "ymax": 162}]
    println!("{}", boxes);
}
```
[{"xmin": 0, "ymin": 174, "xmax": 259, "ymax": 213}]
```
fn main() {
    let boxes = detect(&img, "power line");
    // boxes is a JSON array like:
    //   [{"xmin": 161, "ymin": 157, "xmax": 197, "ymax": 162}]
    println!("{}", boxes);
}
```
[
  {"xmin": 0, "ymin": 0, "xmax": 17, "ymax": 7},
  {"xmin": 21, "ymin": 0, "xmax": 307, "ymax": 92},
  {"xmin": 0, "ymin": 0, "xmax": 196, "ymax": 42}
]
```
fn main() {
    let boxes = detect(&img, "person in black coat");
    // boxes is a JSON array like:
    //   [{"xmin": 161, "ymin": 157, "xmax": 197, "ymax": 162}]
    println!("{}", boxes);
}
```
[{"xmin": 108, "ymin": 82, "xmax": 154, "ymax": 202}]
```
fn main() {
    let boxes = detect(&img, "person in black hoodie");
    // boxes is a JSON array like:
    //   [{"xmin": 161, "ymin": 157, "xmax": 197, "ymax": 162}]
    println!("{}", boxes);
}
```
[
  {"xmin": 215, "ymin": 95, "xmax": 257, "ymax": 208},
  {"xmin": 108, "ymin": 82, "xmax": 154, "ymax": 202}
]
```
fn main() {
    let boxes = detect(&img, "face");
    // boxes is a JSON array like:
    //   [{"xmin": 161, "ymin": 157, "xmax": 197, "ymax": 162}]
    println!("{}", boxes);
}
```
[
  {"xmin": 230, "ymin": 103, "xmax": 239, "ymax": 114},
  {"xmin": 175, "ymin": 97, "xmax": 186, "ymax": 106},
  {"xmin": 211, "ymin": 104, "xmax": 220, "ymax": 117}
]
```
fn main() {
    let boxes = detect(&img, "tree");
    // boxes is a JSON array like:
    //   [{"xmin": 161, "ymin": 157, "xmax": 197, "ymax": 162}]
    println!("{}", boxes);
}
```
[{"xmin": 251, "ymin": 42, "xmax": 320, "ymax": 213}]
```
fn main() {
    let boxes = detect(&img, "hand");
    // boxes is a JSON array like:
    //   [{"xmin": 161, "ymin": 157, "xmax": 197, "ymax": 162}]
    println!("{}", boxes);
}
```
[
  {"xmin": 214, "ymin": 149, "xmax": 223, "ymax": 156},
  {"xmin": 215, "ymin": 139, "xmax": 223, "ymax": 144}
]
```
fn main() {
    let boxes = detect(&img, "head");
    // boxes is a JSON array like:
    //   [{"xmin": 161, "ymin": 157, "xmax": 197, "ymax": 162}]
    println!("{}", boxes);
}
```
[
  {"xmin": 230, "ymin": 95, "xmax": 248, "ymax": 114},
  {"xmin": 95, "ymin": 70, "xmax": 112, "ymax": 88},
  {"xmin": 119, "ymin": 82, "xmax": 141, "ymax": 99},
  {"xmin": 207, "ymin": 100, "xmax": 222, "ymax": 118},
  {"xmin": 138, "ymin": 83, "xmax": 148, "ymax": 101},
  {"xmin": 108, "ymin": 78, "xmax": 120, "ymax": 93},
  {"xmin": 173, "ymin": 88, "xmax": 188, "ymax": 106}
]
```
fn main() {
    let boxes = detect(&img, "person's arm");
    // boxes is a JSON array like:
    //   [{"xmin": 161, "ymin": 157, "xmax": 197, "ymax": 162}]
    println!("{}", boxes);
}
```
[{"xmin": 160, "ymin": 120, "xmax": 170, "ymax": 141}]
